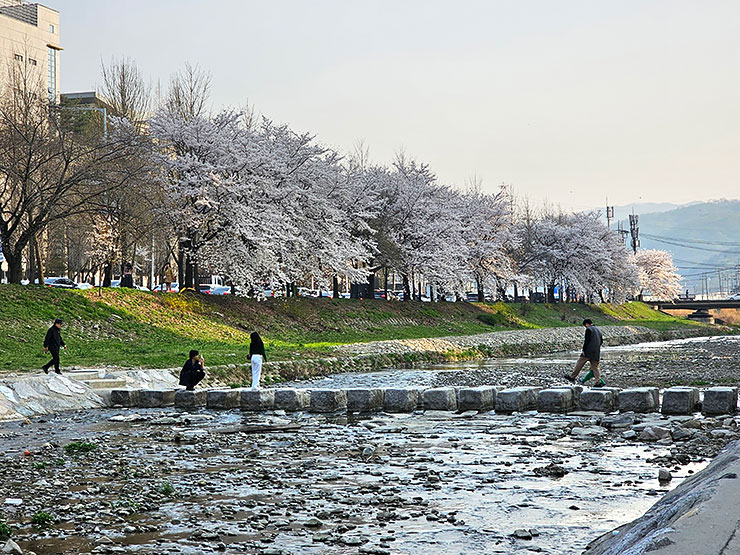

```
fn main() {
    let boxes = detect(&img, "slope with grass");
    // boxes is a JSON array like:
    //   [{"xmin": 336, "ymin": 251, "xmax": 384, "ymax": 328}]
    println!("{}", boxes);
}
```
[{"xmin": 0, "ymin": 284, "xmax": 712, "ymax": 373}]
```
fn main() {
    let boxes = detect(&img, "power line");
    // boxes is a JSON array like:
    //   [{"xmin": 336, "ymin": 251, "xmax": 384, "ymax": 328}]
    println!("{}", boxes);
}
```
[
  {"xmin": 642, "ymin": 233, "xmax": 740, "ymax": 247},
  {"xmin": 641, "ymin": 235, "xmax": 740, "ymax": 254}
]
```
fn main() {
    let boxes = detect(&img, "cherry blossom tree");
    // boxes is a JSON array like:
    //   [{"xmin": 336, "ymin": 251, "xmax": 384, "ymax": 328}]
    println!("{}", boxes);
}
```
[{"xmin": 631, "ymin": 249, "xmax": 682, "ymax": 300}]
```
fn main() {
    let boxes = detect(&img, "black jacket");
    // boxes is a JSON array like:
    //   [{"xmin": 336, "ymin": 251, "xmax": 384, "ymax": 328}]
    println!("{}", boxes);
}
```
[
  {"xmin": 179, "ymin": 358, "xmax": 205, "ymax": 387},
  {"xmin": 249, "ymin": 340, "xmax": 266, "ymax": 360},
  {"xmin": 43, "ymin": 326, "xmax": 65, "ymax": 350},
  {"xmin": 582, "ymin": 326, "xmax": 603, "ymax": 361}
]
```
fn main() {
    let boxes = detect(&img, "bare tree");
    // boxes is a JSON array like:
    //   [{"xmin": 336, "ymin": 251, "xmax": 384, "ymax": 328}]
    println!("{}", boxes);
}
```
[
  {"xmin": 166, "ymin": 63, "xmax": 211, "ymax": 121},
  {"xmin": 99, "ymin": 56, "xmax": 151, "ymax": 130}
]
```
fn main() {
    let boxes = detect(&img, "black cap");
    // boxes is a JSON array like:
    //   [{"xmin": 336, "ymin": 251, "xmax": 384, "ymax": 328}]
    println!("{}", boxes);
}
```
[{"xmin": 54, "ymin": 318, "xmax": 64, "ymax": 325}]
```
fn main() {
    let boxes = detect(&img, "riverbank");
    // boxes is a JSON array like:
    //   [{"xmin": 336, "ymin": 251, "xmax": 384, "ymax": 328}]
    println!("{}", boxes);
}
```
[{"xmin": 0, "ymin": 284, "xmax": 711, "ymax": 373}]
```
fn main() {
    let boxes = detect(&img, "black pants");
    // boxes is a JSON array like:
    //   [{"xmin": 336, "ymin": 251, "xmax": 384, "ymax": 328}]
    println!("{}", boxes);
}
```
[
  {"xmin": 184, "ymin": 370, "xmax": 205, "ymax": 391},
  {"xmin": 44, "ymin": 348, "xmax": 61, "ymax": 373}
]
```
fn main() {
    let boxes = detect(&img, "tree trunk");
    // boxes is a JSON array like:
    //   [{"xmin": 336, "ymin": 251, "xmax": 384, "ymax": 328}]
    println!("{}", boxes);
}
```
[
  {"xmin": 5, "ymin": 250, "xmax": 23, "ymax": 284},
  {"xmin": 383, "ymin": 268, "xmax": 388, "ymax": 300},
  {"xmin": 333, "ymin": 275, "xmax": 339, "ymax": 299},
  {"xmin": 103, "ymin": 262, "xmax": 112, "ymax": 287},
  {"xmin": 476, "ymin": 278, "xmax": 484, "ymax": 303},
  {"xmin": 513, "ymin": 283, "xmax": 518, "ymax": 303},
  {"xmin": 366, "ymin": 271, "xmax": 375, "ymax": 299},
  {"xmin": 33, "ymin": 233, "xmax": 45, "ymax": 286},
  {"xmin": 403, "ymin": 273, "xmax": 411, "ymax": 302}
]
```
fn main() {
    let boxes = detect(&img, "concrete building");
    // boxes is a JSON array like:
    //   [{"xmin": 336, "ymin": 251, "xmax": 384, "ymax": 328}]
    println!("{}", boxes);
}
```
[{"xmin": 0, "ymin": 0, "xmax": 60, "ymax": 103}]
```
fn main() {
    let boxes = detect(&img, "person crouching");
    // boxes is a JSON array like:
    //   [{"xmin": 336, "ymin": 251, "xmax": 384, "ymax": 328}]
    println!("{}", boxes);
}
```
[{"xmin": 179, "ymin": 350, "xmax": 206, "ymax": 391}]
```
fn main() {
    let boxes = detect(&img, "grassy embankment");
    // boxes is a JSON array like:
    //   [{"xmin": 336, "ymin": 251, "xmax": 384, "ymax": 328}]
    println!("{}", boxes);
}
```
[{"xmin": 0, "ymin": 284, "xmax": 710, "ymax": 374}]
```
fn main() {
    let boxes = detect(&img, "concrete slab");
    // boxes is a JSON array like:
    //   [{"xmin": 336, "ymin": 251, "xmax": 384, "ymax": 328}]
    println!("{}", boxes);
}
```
[
  {"xmin": 174, "ymin": 389, "xmax": 207, "ymax": 408},
  {"xmin": 139, "ymin": 389, "xmax": 175, "ymax": 408},
  {"xmin": 309, "ymin": 389, "xmax": 347, "ymax": 413},
  {"xmin": 579, "ymin": 389, "xmax": 616, "ymax": 412},
  {"xmin": 702, "ymin": 387, "xmax": 738, "ymax": 416},
  {"xmin": 383, "ymin": 389, "xmax": 419, "ymax": 413},
  {"xmin": 619, "ymin": 388, "xmax": 659, "ymax": 413},
  {"xmin": 273, "ymin": 389, "xmax": 309, "ymax": 412},
  {"xmin": 109, "ymin": 389, "xmax": 141, "ymax": 407},
  {"xmin": 423, "ymin": 388, "xmax": 458, "ymax": 411},
  {"xmin": 346, "ymin": 389, "xmax": 384, "ymax": 412},
  {"xmin": 206, "ymin": 389, "xmax": 241, "ymax": 409},
  {"xmin": 537, "ymin": 388, "xmax": 574, "ymax": 413},
  {"xmin": 496, "ymin": 387, "xmax": 540, "ymax": 413},
  {"xmin": 661, "ymin": 387, "xmax": 700, "ymax": 415},
  {"xmin": 240, "ymin": 389, "xmax": 275, "ymax": 411},
  {"xmin": 457, "ymin": 386, "xmax": 496, "ymax": 412}
]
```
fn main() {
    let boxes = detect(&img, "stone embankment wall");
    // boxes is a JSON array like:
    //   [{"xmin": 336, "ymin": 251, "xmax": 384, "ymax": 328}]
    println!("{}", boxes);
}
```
[{"xmin": 584, "ymin": 439, "xmax": 740, "ymax": 555}]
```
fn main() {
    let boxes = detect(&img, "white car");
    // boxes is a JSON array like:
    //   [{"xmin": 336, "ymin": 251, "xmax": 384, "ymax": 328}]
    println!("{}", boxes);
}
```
[
  {"xmin": 75, "ymin": 282, "xmax": 94, "ymax": 290},
  {"xmin": 726, "ymin": 293, "xmax": 740, "ymax": 301}
]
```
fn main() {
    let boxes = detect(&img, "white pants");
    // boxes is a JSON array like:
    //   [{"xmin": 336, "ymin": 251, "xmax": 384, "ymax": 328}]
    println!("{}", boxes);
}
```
[{"xmin": 251, "ymin": 354, "xmax": 263, "ymax": 389}]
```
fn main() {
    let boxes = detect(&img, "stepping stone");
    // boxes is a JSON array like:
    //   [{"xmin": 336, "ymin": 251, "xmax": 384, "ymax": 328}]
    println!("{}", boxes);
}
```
[
  {"xmin": 537, "ymin": 388, "xmax": 574, "ymax": 413},
  {"xmin": 383, "ymin": 388, "xmax": 419, "ymax": 413},
  {"xmin": 346, "ymin": 389, "xmax": 384, "ymax": 412},
  {"xmin": 702, "ymin": 387, "xmax": 738, "ymax": 416},
  {"xmin": 110, "ymin": 389, "xmax": 141, "ymax": 407},
  {"xmin": 579, "ymin": 389, "xmax": 616, "ymax": 412},
  {"xmin": 423, "ymin": 388, "xmax": 458, "ymax": 411},
  {"xmin": 139, "ymin": 389, "xmax": 175, "ymax": 408},
  {"xmin": 496, "ymin": 387, "xmax": 540, "ymax": 413},
  {"xmin": 619, "ymin": 388, "xmax": 659, "ymax": 413},
  {"xmin": 661, "ymin": 387, "xmax": 699, "ymax": 415},
  {"xmin": 175, "ymin": 389, "xmax": 207, "ymax": 408},
  {"xmin": 551, "ymin": 385, "xmax": 583, "ymax": 406},
  {"xmin": 207, "ymin": 389, "xmax": 241, "ymax": 409},
  {"xmin": 457, "ymin": 386, "xmax": 496, "ymax": 412},
  {"xmin": 273, "ymin": 389, "xmax": 310, "ymax": 412},
  {"xmin": 240, "ymin": 389, "xmax": 275, "ymax": 411},
  {"xmin": 309, "ymin": 389, "xmax": 347, "ymax": 413}
]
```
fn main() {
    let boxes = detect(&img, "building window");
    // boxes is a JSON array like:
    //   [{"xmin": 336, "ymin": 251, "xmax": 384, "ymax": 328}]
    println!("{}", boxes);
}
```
[
  {"xmin": 49, "ymin": 24, "xmax": 55, "ymax": 34},
  {"xmin": 29, "ymin": 58, "xmax": 37, "ymax": 66},
  {"xmin": 47, "ymin": 47, "xmax": 56, "ymax": 102},
  {"xmin": 14, "ymin": 54, "xmax": 23, "ymax": 62}
]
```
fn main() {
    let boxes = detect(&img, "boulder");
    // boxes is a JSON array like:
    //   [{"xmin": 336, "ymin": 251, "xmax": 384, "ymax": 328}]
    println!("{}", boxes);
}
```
[
  {"xmin": 240, "ymin": 389, "xmax": 275, "ymax": 411},
  {"xmin": 457, "ymin": 386, "xmax": 496, "ymax": 412},
  {"xmin": 309, "ymin": 389, "xmax": 347, "ymax": 413},
  {"xmin": 174, "ymin": 389, "xmax": 207, "ymax": 408},
  {"xmin": 423, "ymin": 388, "xmax": 458, "ymax": 411},
  {"xmin": 383, "ymin": 389, "xmax": 419, "ymax": 413},
  {"xmin": 702, "ymin": 387, "xmax": 738, "ymax": 416},
  {"xmin": 619, "ymin": 388, "xmax": 659, "ymax": 413},
  {"xmin": 661, "ymin": 387, "xmax": 700, "ymax": 415},
  {"xmin": 537, "ymin": 388, "xmax": 574, "ymax": 413},
  {"xmin": 139, "ymin": 389, "xmax": 176, "ymax": 408},
  {"xmin": 206, "ymin": 389, "xmax": 241, "ymax": 409},
  {"xmin": 639, "ymin": 425, "xmax": 671, "ymax": 441},
  {"xmin": 110, "ymin": 389, "xmax": 141, "ymax": 407},
  {"xmin": 346, "ymin": 389, "xmax": 384, "ymax": 412},
  {"xmin": 273, "ymin": 389, "xmax": 310, "ymax": 411},
  {"xmin": 579, "ymin": 389, "xmax": 616, "ymax": 412},
  {"xmin": 496, "ymin": 387, "xmax": 540, "ymax": 413}
]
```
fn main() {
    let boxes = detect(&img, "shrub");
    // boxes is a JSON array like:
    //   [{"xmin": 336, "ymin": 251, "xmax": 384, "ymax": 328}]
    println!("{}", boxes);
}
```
[
  {"xmin": 0, "ymin": 521, "xmax": 12, "ymax": 540},
  {"xmin": 31, "ymin": 512, "xmax": 54, "ymax": 527},
  {"xmin": 64, "ymin": 441, "xmax": 98, "ymax": 455}
]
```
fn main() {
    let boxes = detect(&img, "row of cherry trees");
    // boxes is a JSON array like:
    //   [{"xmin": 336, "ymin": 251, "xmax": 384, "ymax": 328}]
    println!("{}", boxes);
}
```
[{"xmin": 0, "ymin": 59, "xmax": 682, "ymax": 301}]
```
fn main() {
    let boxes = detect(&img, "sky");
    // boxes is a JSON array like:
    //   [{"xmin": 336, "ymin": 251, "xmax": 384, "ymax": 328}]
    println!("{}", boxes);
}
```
[{"xmin": 48, "ymin": 0, "xmax": 740, "ymax": 209}]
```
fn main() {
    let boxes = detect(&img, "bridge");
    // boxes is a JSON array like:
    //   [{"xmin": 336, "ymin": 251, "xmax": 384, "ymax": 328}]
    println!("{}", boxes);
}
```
[{"xmin": 653, "ymin": 300, "xmax": 740, "ymax": 310}]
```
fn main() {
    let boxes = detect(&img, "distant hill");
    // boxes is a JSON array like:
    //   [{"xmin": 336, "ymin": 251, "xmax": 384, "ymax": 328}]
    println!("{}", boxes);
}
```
[{"xmin": 617, "ymin": 200, "xmax": 740, "ymax": 295}]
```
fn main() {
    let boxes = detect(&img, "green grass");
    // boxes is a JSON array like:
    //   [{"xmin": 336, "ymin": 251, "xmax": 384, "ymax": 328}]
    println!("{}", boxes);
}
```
[
  {"xmin": 30, "ymin": 512, "xmax": 54, "ymax": 527},
  {"xmin": 0, "ymin": 284, "xmax": 715, "ymax": 373}
]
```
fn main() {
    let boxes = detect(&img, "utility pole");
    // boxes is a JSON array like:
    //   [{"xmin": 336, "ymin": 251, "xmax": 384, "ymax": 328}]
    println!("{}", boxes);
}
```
[{"xmin": 629, "ymin": 211, "xmax": 639, "ymax": 254}]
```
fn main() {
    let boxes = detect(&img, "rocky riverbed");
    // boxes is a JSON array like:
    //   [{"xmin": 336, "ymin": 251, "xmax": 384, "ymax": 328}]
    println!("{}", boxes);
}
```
[{"xmin": 2, "ymin": 400, "xmax": 740, "ymax": 555}]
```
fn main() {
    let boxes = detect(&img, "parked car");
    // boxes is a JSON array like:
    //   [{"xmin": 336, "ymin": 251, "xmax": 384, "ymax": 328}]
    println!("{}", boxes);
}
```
[
  {"xmin": 211, "ymin": 285, "xmax": 232, "ymax": 295},
  {"xmin": 152, "ymin": 283, "xmax": 179, "ymax": 293},
  {"xmin": 199, "ymin": 283, "xmax": 222, "ymax": 294},
  {"xmin": 110, "ymin": 280, "xmax": 121, "ymax": 287},
  {"xmin": 75, "ymin": 282, "xmax": 94, "ymax": 290},
  {"xmin": 465, "ymin": 292, "xmax": 479, "ymax": 302},
  {"xmin": 45, "ymin": 277, "xmax": 76, "ymax": 289},
  {"xmin": 531, "ymin": 292, "xmax": 546, "ymax": 303},
  {"xmin": 726, "ymin": 293, "xmax": 740, "ymax": 301},
  {"xmin": 374, "ymin": 289, "xmax": 386, "ymax": 299}
]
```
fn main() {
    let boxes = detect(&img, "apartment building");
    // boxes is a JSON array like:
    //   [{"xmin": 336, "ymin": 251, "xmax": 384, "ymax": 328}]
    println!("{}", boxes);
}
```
[{"xmin": 0, "ymin": 0, "xmax": 60, "ymax": 102}]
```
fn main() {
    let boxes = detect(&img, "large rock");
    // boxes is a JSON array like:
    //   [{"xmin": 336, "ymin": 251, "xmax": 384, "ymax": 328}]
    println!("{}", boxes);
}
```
[
  {"xmin": 139, "ymin": 389, "xmax": 176, "ymax": 408},
  {"xmin": 346, "ymin": 389, "xmax": 384, "ymax": 412},
  {"xmin": 661, "ymin": 387, "xmax": 700, "ymax": 415},
  {"xmin": 206, "ymin": 389, "xmax": 241, "ymax": 409},
  {"xmin": 537, "ymin": 388, "xmax": 574, "ymax": 413},
  {"xmin": 579, "ymin": 389, "xmax": 616, "ymax": 412},
  {"xmin": 175, "ymin": 389, "xmax": 207, "ymax": 408},
  {"xmin": 702, "ymin": 387, "xmax": 738, "ymax": 416},
  {"xmin": 240, "ymin": 389, "xmax": 275, "ymax": 411},
  {"xmin": 496, "ymin": 387, "xmax": 540, "ymax": 413},
  {"xmin": 619, "ymin": 387, "xmax": 659, "ymax": 413},
  {"xmin": 309, "ymin": 389, "xmax": 347, "ymax": 413},
  {"xmin": 273, "ymin": 389, "xmax": 309, "ymax": 411},
  {"xmin": 457, "ymin": 386, "xmax": 496, "ymax": 412},
  {"xmin": 110, "ymin": 389, "xmax": 141, "ymax": 407},
  {"xmin": 423, "ymin": 388, "xmax": 458, "ymax": 411},
  {"xmin": 383, "ymin": 388, "xmax": 419, "ymax": 413}
]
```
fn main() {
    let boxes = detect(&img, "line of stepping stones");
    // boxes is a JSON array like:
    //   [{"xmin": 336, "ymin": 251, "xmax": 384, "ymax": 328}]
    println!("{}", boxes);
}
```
[{"xmin": 109, "ymin": 385, "xmax": 740, "ymax": 416}]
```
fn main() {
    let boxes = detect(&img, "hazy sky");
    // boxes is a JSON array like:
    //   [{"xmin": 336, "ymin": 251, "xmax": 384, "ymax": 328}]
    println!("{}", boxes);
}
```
[{"xmin": 48, "ymin": 0, "xmax": 740, "ymax": 209}]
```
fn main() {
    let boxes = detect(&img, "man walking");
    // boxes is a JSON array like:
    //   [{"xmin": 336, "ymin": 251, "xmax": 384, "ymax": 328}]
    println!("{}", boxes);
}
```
[
  {"xmin": 42, "ymin": 318, "xmax": 66, "ymax": 375},
  {"xmin": 564, "ymin": 319, "xmax": 604, "ymax": 386}
]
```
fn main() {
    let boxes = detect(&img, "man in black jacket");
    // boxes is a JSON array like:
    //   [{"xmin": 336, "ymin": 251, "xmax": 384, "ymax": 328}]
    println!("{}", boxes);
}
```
[
  {"xmin": 42, "ymin": 318, "xmax": 66, "ymax": 374},
  {"xmin": 564, "ymin": 319, "xmax": 604, "ymax": 386}
]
